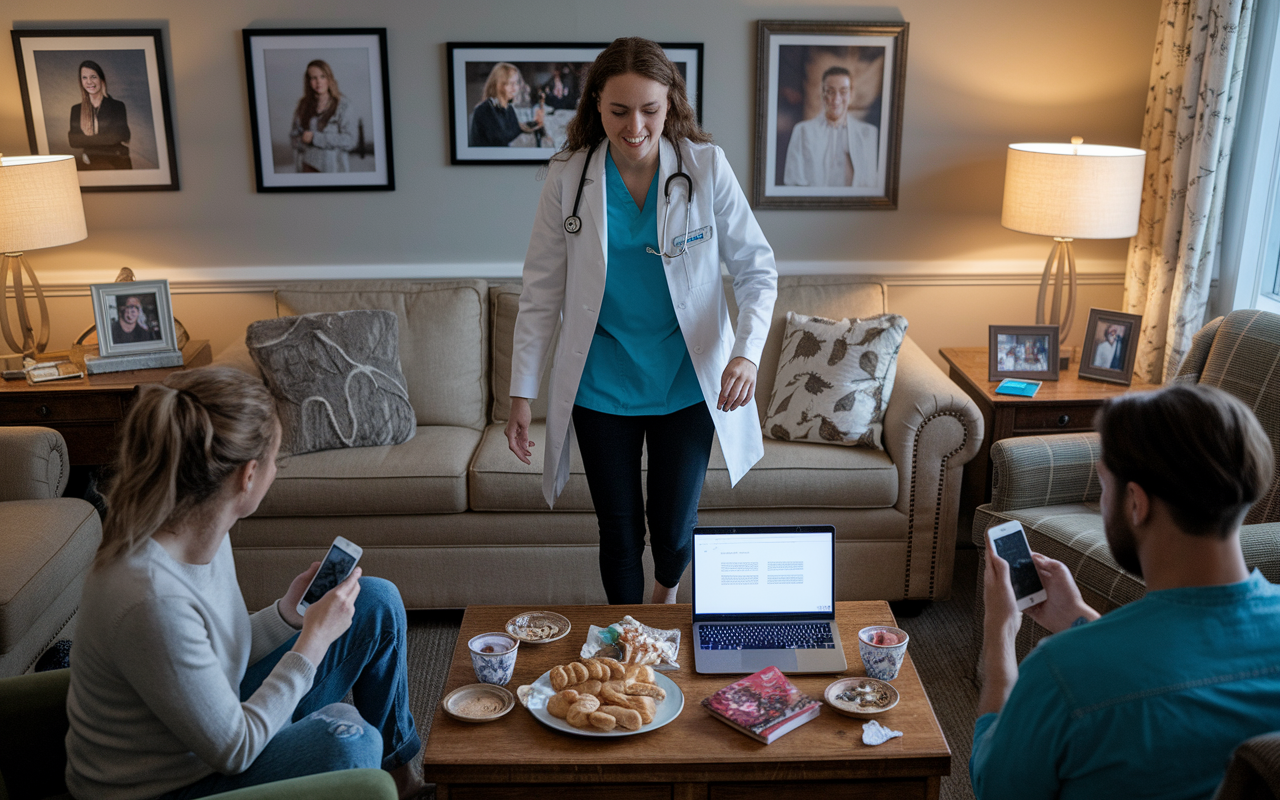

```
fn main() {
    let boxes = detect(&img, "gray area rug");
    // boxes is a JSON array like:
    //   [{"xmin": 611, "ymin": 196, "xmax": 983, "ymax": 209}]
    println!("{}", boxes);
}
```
[{"xmin": 404, "ymin": 547, "xmax": 980, "ymax": 800}]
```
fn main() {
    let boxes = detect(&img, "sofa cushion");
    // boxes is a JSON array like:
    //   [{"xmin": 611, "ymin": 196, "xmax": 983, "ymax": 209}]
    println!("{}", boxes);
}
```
[
  {"xmin": 255, "ymin": 426, "xmax": 482, "ymax": 516},
  {"xmin": 489, "ymin": 283, "xmax": 558, "ymax": 423},
  {"xmin": 468, "ymin": 423, "xmax": 898, "ymax": 512},
  {"xmin": 763, "ymin": 311, "xmax": 908, "ymax": 448},
  {"xmin": 275, "ymin": 280, "xmax": 488, "ymax": 431},
  {"xmin": 247, "ymin": 310, "xmax": 416, "ymax": 455},
  {"xmin": 0, "ymin": 499, "xmax": 100, "ymax": 655}
]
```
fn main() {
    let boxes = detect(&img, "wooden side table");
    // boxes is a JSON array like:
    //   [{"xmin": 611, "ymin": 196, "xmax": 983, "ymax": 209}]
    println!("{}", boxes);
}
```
[
  {"xmin": 939, "ymin": 347, "xmax": 1155, "ymax": 527},
  {"xmin": 0, "ymin": 339, "xmax": 211, "ymax": 467}
]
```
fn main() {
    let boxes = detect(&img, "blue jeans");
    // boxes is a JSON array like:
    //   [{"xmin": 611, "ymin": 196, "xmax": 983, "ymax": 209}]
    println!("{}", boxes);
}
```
[{"xmin": 156, "ymin": 577, "xmax": 421, "ymax": 799}]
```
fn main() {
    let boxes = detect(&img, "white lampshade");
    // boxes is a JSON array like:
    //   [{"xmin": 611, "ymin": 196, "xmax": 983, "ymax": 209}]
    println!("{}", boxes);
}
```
[
  {"xmin": 0, "ymin": 155, "xmax": 88, "ymax": 253},
  {"xmin": 1001, "ymin": 142, "xmax": 1146, "ymax": 239}
]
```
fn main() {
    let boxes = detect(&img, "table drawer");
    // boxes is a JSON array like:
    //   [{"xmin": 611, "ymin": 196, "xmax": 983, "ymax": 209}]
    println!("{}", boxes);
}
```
[
  {"xmin": 449, "ymin": 786, "xmax": 670, "ymax": 800},
  {"xmin": 0, "ymin": 392, "xmax": 123, "ymax": 424},
  {"xmin": 712, "ymin": 780, "xmax": 930, "ymax": 800},
  {"xmin": 1012, "ymin": 404, "xmax": 1098, "ymax": 433}
]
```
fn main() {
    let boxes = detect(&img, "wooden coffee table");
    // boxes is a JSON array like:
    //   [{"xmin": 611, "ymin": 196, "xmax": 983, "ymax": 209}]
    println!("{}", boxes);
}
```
[{"xmin": 423, "ymin": 602, "xmax": 950, "ymax": 799}]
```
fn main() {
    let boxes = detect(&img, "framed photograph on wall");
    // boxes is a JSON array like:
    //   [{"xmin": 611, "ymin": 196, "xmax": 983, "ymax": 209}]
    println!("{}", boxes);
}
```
[
  {"xmin": 10, "ymin": 28, "xmax": 179, "ymax": 192},
  {"xmin": 243, "ymin": 28, "xmax": 395, "ymax": 192},
  {"xmin": 447, "ymin": 42, "xmax": 703, "ymax": 165},
  {"xmin": 90, "ymin": 279, "xmax": 177, "ymax": 357},
  {"xmin": 988, "ymin": 325, "xmax": 1060, "ymax": 382},
  {"xmin": 1078, "ymin": 308, "xmax": 1142, "ymax": 385},
  {"xmin": 752, "ymin": 20, "xmax": 908, "ymax": 210}
]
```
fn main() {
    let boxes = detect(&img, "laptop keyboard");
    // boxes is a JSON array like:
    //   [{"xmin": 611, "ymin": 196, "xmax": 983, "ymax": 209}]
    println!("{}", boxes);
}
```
[{"xmin": 698, "ymin": 622, "xmax": 836, "ymax": 650}]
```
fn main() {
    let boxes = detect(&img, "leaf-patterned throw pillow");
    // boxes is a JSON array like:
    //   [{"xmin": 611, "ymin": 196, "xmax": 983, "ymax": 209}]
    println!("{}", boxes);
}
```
[{"xmin": 762, "ymin": 312, "xmax": 908, "ymax": 448}]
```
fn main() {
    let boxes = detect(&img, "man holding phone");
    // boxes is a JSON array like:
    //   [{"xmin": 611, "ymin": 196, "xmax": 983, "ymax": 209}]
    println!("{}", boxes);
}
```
[{"xmin": 971, "ymin": 385, "xmax": 1280, "ymax": 799}]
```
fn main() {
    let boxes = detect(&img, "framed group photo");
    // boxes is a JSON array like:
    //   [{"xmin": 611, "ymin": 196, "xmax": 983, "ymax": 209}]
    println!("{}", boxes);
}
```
[
  {"xmin": 988, "ymin": 324, "xmax": 1060, "ymax": 382},
  {"xmin": 447, "ymin": 42, "xmax": 703, "ymax": 165},
  {"xmin": 243, "ymin": 28, "xmax": 395, "ymax": 192},
  {"xmin": 90, "ymin": 279, "xmax": 177, "ymax": 358},
  {"xmin": 752, "ymin": 20, "xmax": 908, "ymax": 210},
  {"xmin": 11, "ymin": 28, "xmax": 179, "ymax": 192},
  {"xmin": 1079, "ymin": 308, "xmax": 1142, "ymax": 385}
]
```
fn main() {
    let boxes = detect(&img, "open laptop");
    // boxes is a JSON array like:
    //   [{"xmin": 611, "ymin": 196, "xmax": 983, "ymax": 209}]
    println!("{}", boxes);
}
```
[{"xmin": 691, "ymin": 524, "xmax": 847, "ymax": 674}]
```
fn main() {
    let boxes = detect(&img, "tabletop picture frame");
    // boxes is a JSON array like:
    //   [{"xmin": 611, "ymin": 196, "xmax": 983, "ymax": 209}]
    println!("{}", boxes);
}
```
[
  {"xmin": 10, "ymin": 28, "xmax": 179, "ymax": 192},
  {"xmin": 1078, "ymin": 308, "xmax": 1142, "ymax": 385},
  {"xmin": 243, "ymin": 28, "xmax": 395, "ymax": 192},
  {"xmin": 90, "ymin": 279, "xmax": 177, "ymax": 358},
  {"xmin": 752, "ymin": 20, "xmax": 908, "ymax": 210},
  {"xmin": 988, "ymin": 324, "xmax": 1060, "ymax": 382},
  {"xmin": 447, "ymin": 42, "xmax": 703, "ymax": 165}
]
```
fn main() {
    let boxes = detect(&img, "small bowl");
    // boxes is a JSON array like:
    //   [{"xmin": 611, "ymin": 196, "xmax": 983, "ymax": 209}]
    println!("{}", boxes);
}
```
[
  {"xmin": 441, "ymin": 683, "xmax": 515, "ymax": 723},
  {"xmin": 825, "ymin": 677, "xmax": 900, "ymax": 719},
  {"xmin": 505, "ymin": 610, "xmax": 572, "ymax": 645}
]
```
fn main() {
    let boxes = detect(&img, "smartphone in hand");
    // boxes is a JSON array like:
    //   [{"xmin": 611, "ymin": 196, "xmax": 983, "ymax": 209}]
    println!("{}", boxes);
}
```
[
  {"xmin": 988, "ymin": 520, "xmax": 1047, "ymax": 610},
  {"xmin": 297, "ymin": 536, "xmax": 363, "ymax": 617}
]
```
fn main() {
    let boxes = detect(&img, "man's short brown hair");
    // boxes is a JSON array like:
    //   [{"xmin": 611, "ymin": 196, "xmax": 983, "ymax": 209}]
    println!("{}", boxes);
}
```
[{"xmin": 1096, "ymin": 384, "xmax": 1274, "ymax": 538}]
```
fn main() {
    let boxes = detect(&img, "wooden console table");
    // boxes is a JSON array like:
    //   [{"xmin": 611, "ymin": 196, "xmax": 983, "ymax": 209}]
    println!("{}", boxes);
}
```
[{"xmin": 0, "ymin": 339, "xmax": 211, "ymax": 467}]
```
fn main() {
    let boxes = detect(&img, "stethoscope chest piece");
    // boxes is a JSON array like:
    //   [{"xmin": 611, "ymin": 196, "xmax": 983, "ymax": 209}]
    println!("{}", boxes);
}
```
[{"xmin": 564, "ymin": 215, "xmax": 582, "ymax": 234}]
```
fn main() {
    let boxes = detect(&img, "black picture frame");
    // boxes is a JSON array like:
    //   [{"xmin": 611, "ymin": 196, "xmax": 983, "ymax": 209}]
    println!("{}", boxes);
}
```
[
  {"xmin": 242, "ymin": 28, "xmax": 395, "ymax": 192},
  {"xmin": 11, "ymin": 28, "xmax": 180, "ymax": 192},
  {"xmin": 752, "ymin": 20, "xmax": 908, "ymax": 210},
  {"xmin": 988, "ymin": 325, "xmax": 1061, "ymax": 382},
  {"xmin": 446, "ymin": 42, "xmax": 703, "ymax": 165},
  {"xmin": 1078, "ymin": 308, "xmax": 1142, "ymax": 385}
]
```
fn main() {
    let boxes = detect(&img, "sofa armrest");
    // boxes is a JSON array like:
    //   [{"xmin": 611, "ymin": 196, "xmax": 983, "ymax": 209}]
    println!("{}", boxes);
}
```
[
  {"xmin": 210, "ymin": 769, "xmax": 397, "ymax": 800},
  {"xmin": 1242, "ymin": 522, "xmax": 1280, "ymax": 585},
  {"xmin": 882, "ymin": 336, "xmax": 983, "ymax": 599},
  {"xmin": 0, "ymin": 669, "xmax": 71, "ymax": 800},
  {"xmin": 1215, "ymin": 731, "xmax": 1280, "ymax": 800},
  {"xmin": 985, "ymin": 432, "xmax": 1102, "ymax": 521},
  {"xmin": 0, "ymin": 427, "xmax": 68, "ymax": 502}
]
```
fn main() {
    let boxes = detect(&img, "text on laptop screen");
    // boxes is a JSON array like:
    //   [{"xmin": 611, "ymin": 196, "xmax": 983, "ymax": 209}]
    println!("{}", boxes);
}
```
[{"xmin": 693, "ymin": 531, "xmax": 833, "ymax": 615}]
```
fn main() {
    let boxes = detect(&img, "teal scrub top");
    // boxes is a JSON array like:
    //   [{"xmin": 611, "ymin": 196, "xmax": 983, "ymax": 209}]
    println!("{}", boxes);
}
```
[{"xmin": 575, "ymin": 150, "xmax": 704, "ymax": 416}]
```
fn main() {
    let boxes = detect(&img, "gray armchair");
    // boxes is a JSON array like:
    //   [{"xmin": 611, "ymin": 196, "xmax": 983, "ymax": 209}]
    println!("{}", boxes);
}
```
[{"xmin": 971, "ymin": 309, "xmax": 1280, "ymax": 665}]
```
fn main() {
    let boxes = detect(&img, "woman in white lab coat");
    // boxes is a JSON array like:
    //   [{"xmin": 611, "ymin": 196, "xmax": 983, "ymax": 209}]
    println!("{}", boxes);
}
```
[{"xmin": 506, "ymin": 37, "xmax": 777, "ymax": 605}]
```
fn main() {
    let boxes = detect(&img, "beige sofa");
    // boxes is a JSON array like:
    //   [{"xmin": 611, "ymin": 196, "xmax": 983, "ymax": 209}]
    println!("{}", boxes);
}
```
[{"xmin": 220, "ymin": 276, "xmax": 982, "ymax": 611}]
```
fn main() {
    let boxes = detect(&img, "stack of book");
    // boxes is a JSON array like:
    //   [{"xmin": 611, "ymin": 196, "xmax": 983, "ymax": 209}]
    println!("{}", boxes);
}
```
[{"xmin": 701, "ymin": 665, "xmax": 822, "ymax": 744}]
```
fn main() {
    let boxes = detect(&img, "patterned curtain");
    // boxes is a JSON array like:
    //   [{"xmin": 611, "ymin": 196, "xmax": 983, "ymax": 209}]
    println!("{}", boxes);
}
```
[{"xmin": 1124, "ymin": 0, "xmax": 1254, "ymax": 383}]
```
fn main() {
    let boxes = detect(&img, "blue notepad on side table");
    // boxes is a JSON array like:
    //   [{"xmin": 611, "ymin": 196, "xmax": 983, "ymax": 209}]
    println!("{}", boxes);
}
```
[{"xmin": 995, "ymin": 379, "xmax": 1042, "ymax": 397}]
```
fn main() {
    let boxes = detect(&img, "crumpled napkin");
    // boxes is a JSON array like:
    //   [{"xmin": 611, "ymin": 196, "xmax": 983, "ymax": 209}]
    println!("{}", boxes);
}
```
[{"xmin": 862, "ymin": 719, "xmax": 904, "ymax": 745}]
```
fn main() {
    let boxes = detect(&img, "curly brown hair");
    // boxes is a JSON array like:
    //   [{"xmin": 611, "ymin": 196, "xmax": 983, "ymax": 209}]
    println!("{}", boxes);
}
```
[{"xmin": 559, "ymin": 37, "xmax": 710, "ymax": 159}]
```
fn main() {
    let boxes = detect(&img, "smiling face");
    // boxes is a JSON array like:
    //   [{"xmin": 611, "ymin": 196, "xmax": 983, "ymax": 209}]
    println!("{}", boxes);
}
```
[
  {"xmin": 307, "ymin": 65, "xmax": 330, "ymax": 98},
  {"xmin": 119, "ymin": 296, "xmax": 143, "ymax": 329},
  {"xmin": 597, "ymin": 72, "xmax": 669, "ymax": 172},
  {"xmin": 80, "ymin": 67, "xmax": 103, "ymax": 97},
  {"xmin": 822, "ymin": 74, "xmax": 852, "ymax": 122}
]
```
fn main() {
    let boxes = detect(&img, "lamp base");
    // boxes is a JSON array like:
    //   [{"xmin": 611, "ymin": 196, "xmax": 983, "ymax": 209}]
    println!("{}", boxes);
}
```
[
  {"xmin": 0, "ymin": 253, "xmax": 51, "ymax": 356},
  {"xmin": 1036, "ymin": 238, "xmax": 1077, "ymax": 343}
]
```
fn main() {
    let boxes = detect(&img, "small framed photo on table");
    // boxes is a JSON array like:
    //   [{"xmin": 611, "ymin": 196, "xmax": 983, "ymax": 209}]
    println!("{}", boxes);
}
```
[
  {"xmin": 90, "ymin": 279, "xmax": 177, "ymax": 357},
  {"xmin": 988, "ymin": 325, "xmax": 1060, "ymax": 382},
  {"xmin": 1078, "ymin": 308, "xmax": 1142, "ymax": 385}
]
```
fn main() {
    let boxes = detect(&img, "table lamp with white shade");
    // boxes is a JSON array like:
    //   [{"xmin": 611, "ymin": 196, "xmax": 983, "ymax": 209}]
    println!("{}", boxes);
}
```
[
  {"xmin": 0, "ymin": 154, "xmax": 88, "ymax": 356},
  {"xmin": 1001, "ymin": 137, "xmax": 1145, "ymax": 342}
]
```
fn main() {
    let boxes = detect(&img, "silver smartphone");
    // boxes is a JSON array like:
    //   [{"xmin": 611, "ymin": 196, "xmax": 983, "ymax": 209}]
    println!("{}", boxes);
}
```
[
  {"xmin": 988, "ymin": 520, "xmax": 1047, "ymax": 610},
  {"xmin": 296, "ymin": 536, "xmax": 363, "ymax": 617}
]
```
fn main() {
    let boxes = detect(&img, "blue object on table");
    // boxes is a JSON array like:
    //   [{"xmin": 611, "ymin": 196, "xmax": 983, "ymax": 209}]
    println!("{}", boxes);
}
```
[{"xmin": 995, "ymin": 379, "xmax": 1042, "ymax": 397}]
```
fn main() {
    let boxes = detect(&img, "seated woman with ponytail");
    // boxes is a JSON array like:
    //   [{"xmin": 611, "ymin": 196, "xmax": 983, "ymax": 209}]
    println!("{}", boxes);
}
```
[{"xmin": 64, "ymin": 367, "xmax": 426, "ymax": 800}]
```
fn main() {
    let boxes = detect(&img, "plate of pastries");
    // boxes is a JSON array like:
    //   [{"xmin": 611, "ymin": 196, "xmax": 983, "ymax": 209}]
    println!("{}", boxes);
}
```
[{"xmin": 523, "ymin": 655, "xmax": 683, "ymax": 737}]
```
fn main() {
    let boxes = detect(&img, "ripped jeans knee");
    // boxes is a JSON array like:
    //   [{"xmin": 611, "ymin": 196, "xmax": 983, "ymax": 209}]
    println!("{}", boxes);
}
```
[{"xmin": 297, "ymin": 703, "xmax": 382, "ymax": 769}]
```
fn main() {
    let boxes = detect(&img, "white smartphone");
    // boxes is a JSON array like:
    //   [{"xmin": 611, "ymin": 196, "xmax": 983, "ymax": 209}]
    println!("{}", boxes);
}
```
[
  {"xmin": 296, "ymin": 536, "xmax": 363, "ymax": 617},
  {"xmin": 988, "ymin": 520, "xmax": 1047, "ymax": 610}
]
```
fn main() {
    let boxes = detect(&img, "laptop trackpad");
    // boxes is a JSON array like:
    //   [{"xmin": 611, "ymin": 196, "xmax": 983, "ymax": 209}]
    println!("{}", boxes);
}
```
[{"xmin": 739, "ymin": 649, "xmax": 799, "ymax": 673}]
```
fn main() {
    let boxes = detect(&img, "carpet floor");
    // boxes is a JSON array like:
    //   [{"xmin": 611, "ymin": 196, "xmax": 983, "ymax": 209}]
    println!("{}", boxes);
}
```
[{"xmin": 403, "ymin": 547, "xmax": 982, "ymax": 800}]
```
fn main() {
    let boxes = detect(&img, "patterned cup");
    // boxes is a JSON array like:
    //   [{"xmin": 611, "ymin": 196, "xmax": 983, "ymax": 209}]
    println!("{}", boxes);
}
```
[
  {"xmin": 858, "ymin": 626, "xmax": 910, "ymax": 681},
  {"xmin": 468, "ymin": 632, "xmax": 519, "ymax": 686}
]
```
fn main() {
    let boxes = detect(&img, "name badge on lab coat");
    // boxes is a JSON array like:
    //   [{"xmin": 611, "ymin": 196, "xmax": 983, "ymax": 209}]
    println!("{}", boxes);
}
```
[{"xmin": 674, "ymin": 225, "xmax": 713, "ymax": 251}]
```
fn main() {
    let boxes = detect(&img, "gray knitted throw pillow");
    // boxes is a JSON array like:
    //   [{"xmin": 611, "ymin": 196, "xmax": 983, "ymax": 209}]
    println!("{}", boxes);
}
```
[{"xmin": 247, "ymin": 310, "xmax": 416, "ymax": 455}]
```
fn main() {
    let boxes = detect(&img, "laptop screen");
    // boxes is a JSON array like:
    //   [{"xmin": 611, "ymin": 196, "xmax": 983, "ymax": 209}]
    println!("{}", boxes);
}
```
[{"xmin": 692, "ymin": 527, "xmax": 834, "ymax": 616}]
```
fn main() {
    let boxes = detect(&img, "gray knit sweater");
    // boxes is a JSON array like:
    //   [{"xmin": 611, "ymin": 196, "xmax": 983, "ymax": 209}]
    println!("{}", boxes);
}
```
[{"xmin": 65, "ymin": 536, "xmax": 315, "ymax": 800}]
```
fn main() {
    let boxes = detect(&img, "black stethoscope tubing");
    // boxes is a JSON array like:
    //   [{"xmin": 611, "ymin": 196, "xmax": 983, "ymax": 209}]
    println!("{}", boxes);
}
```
[{"xmin": 563, "ymin": 139, "xmax": 693, "ymax": 253}]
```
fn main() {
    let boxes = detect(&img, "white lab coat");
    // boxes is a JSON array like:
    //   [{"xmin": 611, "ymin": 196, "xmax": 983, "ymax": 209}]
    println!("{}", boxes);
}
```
[
  {"xmin": 512, "ymin": 137, "xmax": 778, "ymax": 508},
  {"xmin": 783, "ymin": 114, "xmax": 881, "ymax": 189}
]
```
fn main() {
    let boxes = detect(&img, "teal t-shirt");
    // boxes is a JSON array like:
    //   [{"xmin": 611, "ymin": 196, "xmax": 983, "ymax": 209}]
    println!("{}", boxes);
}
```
[
  {"xmin": 971, "ymin": 570, "xmax": 1280, "ymax": 800},
  {"xmin": 575, "ymin": 150, "xmax": 704, "ymax": 416}
]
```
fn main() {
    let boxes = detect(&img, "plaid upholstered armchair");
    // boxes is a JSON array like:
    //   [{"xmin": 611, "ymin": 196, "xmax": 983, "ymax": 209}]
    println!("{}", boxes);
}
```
[{"xmin": 971, "ymin": 309, "xmax": 1280, "ymax": 665}]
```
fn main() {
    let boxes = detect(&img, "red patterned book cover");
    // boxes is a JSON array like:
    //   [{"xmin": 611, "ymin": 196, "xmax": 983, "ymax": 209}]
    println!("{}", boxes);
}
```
[{"xmin": 700, "ymin": 665, "xmax": 822, "ymax": 743}]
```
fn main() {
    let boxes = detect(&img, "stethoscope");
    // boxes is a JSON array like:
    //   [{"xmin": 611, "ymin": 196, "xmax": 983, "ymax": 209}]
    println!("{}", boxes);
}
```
[{"xmin": 563, "ymin": 139, "xmax": 694, "ymax": 259}]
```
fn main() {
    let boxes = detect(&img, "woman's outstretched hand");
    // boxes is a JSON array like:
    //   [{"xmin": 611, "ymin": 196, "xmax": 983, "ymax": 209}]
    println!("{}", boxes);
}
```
[
  {"xmin": 291, "ymin": 567, "xmax": 361, "ymax": 666},
  {"xmin": 719, "ymin": 357, "xmax": 757, "ymax": 412},
  {"xmin": 506, "ymin": 397, "xmax": 536, "ymax": 464}
]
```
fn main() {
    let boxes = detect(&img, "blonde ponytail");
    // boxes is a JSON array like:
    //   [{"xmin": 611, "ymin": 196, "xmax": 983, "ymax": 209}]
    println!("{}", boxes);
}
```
[{"xmin": 96, "ymin": 366, "xmax": 278, "ymax": 568}]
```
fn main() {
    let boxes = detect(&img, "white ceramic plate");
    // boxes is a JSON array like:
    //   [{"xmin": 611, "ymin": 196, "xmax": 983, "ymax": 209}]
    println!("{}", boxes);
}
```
[
  {"xmin": 524, "ymin": 669, "xmax": 684, "ymax": 737},
  {"xmin": 506, "ymin": 611, "xmax": 572, "ymax": 645}
]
